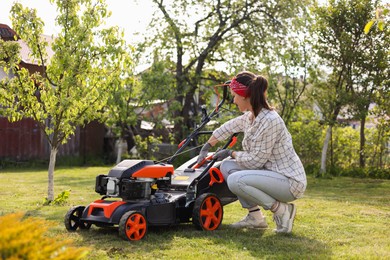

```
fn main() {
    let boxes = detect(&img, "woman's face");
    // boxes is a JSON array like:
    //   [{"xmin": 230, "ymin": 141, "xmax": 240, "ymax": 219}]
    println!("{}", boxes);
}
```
[{"xmin": 230, "ymin": 89, "xmax": 251, "ymax": 113}]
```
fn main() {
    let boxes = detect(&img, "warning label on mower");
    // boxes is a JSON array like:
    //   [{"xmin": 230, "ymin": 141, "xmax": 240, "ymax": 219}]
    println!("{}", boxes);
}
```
[{"xmin": 173, "ymin": 176, "xmax": 190, "ymax": 180}]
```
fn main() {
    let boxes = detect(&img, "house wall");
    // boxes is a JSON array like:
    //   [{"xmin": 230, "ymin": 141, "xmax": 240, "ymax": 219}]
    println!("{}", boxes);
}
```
[
  {"xmin": 0, "ymin": 117, "xmax": 44, "ymax": 160},
  {"xmin": 79, "ymin": 120, "xmax": 105, "ymax": 158},
  {"xmin": 0, "ymin": 117, "xmax": 105, "ymax": 162}
]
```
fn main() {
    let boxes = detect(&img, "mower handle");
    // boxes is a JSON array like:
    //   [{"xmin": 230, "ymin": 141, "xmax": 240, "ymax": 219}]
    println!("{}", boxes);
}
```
[
  {"xmin": 166, "ymin": 81, "xmax": 231, "ymax": 164},
  {"xmin": 192, "ymin": 133, "xmax": 238, "ymax": 169}
]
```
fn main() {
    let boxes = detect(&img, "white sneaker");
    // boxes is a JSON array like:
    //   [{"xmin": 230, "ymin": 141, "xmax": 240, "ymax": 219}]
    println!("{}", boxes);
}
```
[
  {"xmin": 230, "ymin": 214, "xmax": 268, "ymax": 229},
  {"xmin": 273, "ymin": 203, "xmax": 296, "ymax": 233}
]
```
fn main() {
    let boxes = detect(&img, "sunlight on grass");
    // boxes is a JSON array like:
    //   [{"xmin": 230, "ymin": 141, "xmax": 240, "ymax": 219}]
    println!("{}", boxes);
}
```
[{"xmin": 1, "ymin": 167, "xmax": 389, "ymax": 259}]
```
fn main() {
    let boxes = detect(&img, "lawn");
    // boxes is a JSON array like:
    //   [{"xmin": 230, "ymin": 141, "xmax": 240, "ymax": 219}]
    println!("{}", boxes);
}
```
[{"xmin": 1, "ymin": 166, "xmax": 389, "ymax": 259}]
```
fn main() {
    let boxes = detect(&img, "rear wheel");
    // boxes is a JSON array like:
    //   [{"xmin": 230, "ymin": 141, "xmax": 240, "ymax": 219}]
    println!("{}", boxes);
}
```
[
  {"xmin": 192, "ymin": 193, "xmax": 223, "ymax": 231},
  {"xmin": 118, "ymin": 211, "xmax": 148, "ymax": 241},
  {"xmin": 65, "ymin": 206, "xmax": 91, "ymax": 231}
]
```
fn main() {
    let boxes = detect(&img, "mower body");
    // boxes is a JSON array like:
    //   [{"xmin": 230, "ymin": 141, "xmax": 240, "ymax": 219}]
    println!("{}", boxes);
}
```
[
  {"xmin": 84, "ymin": 158, "xmax": 235, "ymax": 225},
  {"xmin": 65, "ymin": 156, "xmax": 237, "ymax": 240}
]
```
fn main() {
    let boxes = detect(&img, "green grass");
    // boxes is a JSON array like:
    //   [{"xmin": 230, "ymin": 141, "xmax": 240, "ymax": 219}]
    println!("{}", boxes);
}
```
[{"xmin": 1, "ymin": 166, "xmax": 389, "ymax": 259}]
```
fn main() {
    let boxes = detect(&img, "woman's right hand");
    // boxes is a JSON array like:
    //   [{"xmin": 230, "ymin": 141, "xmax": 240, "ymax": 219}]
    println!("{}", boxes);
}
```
[{"xmin": 197, "ymin": 142, "xmax": 211, "ymax": 164}]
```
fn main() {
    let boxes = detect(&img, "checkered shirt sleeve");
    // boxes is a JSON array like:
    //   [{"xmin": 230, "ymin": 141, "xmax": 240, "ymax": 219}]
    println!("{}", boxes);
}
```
[{"xmin": 212, "ymin": 110, "xmax": 307, "ymax": 198}]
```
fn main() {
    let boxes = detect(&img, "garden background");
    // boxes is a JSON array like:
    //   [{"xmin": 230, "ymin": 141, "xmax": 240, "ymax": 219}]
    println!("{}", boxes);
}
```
[{"xmin": 0, "ymin": 0, "xmax": 389, "ymax": 259}]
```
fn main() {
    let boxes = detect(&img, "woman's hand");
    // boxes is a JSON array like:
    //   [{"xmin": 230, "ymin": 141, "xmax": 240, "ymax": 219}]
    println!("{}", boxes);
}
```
[
  {"xmin": 197, "ymin": 143, "xmax": 212, "ymax": 164},
  {"xmin": 213, "ymin": 149, "xmax": 233, "ymax": 161}
]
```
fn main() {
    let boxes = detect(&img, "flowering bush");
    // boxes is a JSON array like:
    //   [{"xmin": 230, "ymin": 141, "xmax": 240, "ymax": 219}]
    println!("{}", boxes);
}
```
[{"xmin": 0, "ymin": 213, "xmax": 88, "ymax": 260}]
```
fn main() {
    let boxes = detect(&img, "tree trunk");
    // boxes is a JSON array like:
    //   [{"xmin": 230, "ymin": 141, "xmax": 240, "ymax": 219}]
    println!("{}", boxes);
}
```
[
  {"xmin": 125, "ymin": 126, "xmax": 137, "ymax": 153},
  {"xmin": 320, "ymin": 125, "xmax": 332, "ymax": 176},
  {"xmin": 47, "ymin": 147, "xmax": 57, "ymax": 202},
  {"xmin": 173, "ymin": 97, "xmax": 184, "ymax": 143},
  {"xmin": 183, "ymin": 89, "xmax": 197, "ymax": 129},
  {"xmin": 116, "ymin": 138, "xmax": 125, "ymax": 164},
  {"xmin": 359, "ymin": 116, "xmax": 366, "ymax": 168}
]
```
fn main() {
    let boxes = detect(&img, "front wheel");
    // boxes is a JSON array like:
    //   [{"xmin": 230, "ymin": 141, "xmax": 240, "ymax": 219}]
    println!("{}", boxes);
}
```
[
  {"xmin": 192, "ymin": 193, "xmax": 223, "ymax": 231},
  {"xmin": 64, "ymin": 206, "xmax": 91, "ymax": 231},
  {"xmin": 118, "ymin": 210, "xmax": 148, "ymax": 241}
]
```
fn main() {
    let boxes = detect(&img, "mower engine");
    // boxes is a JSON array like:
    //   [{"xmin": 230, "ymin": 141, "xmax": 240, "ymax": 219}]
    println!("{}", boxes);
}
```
[{"xmin": 95, "ymin": 160, "xmax": 173, "ymax": 200}]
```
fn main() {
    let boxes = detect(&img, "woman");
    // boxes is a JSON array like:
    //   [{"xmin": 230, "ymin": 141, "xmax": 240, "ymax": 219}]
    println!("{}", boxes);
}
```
[{"xmin": 197, "ymin": 71, "xmax": 306, "ymax": 234}]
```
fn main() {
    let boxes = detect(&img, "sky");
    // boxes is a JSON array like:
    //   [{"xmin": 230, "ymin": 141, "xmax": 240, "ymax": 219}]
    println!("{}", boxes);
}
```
[{"xmin": 0, "ymin": 0, "xmax": 156, "ymax": 44}]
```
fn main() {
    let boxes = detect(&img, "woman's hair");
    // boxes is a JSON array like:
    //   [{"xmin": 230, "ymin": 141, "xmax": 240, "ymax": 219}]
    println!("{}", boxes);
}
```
[{"xmin": 235, "ymin": 71, "xmax": 272, "ymax": 117}]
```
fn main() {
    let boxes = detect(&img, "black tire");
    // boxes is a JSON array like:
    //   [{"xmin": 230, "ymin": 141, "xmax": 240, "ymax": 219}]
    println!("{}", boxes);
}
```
[
  {"xmin": 192, "ymin": 193, "xmax": 223, "ymax": 231},
  {"xmin": 64, "ymin": 206, "xmax": 91, "ymax": 231},
  {"xmin": 118, "ymin": 210, "xmax": 148, "ymax": 241}
]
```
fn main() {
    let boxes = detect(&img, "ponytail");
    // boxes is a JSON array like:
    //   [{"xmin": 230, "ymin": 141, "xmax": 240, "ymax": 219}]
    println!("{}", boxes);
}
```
[{"xmin": 234, "ymin": 71, "xmax": 272, "ymax": 117}]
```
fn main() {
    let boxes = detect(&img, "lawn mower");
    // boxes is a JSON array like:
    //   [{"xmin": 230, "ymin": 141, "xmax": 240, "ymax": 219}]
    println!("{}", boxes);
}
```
[{"xmin": 64, "ymin": 82, "xmax": 239, "ymax": 241}]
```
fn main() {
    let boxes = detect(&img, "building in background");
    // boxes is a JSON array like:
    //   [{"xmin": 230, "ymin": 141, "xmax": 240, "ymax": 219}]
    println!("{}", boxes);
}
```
[{"xmin": 0, "ymin": 23, "xmax": 105, "ymax": 163}]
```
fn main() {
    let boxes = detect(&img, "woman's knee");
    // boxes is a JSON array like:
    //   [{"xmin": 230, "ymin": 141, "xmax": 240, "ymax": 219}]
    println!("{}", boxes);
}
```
[
  {"xmin": 227, "ymin": 172, "xmax": 241, "ymax": 193},
  {"xmin": 220, "ymin": 160, "xmax": 240, "ymax": 180},
  {"xmin": 220, "ymin": 160, "xmax": 236, "ymax": 173}
]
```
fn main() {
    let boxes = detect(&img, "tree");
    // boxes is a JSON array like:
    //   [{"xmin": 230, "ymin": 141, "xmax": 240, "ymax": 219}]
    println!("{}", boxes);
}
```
[
  {"xmin": 264, "ymin": 12, "xmax": 315, "ymax": 126},
  {"xmin": 0, "ymin": 0, "xmax": 133, "ymax": 202},
  {"xmin": 369, "ymin": 94, "xmax": 390, "ymax": 168},
  {"xmin": 140, "ymin": 0, "xmax": 309, "ymax": 141},
  {"xmin": 348, "ymin": 0, "xmax": 389, "ymax": 168},
  {"xmin": 102, "ymin": 56, "xmax": 139, "ymax": 164},
  {"xmin": 103, "ymin": 55, "xmax": 176, "ymax": 163},
  {"xmin": 139, "ymin": 54, "xmax": 177, "ymax": 128},
  {"xmin": 364, "ymin": 3, "xmax": 389, "ymax": 33},
  {"xmin": 312, "ymin": 0, "xmax": 388, "ymax": 173},
  {"xmin": 311, "ymin": 73, "xmax": 343, "ymax": 175},
  {"xmin": 349, "ymin": 36, "xmax": 389, "ymax": 167}
]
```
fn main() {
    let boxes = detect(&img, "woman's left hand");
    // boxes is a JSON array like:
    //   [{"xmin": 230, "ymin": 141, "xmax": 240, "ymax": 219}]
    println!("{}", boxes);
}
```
[{"xmin": 213, "ymin": 149, "xmax": 233, "ymax": 161}]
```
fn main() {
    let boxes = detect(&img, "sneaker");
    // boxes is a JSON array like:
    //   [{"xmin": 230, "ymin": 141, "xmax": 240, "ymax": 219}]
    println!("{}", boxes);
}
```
[
  {"xmin": 273, "ymin": 203, "xmax": 296, "ymax": 234},
  {"xmin": 230, "ymin": 214, "xmax": 268, "ymax": 229}
]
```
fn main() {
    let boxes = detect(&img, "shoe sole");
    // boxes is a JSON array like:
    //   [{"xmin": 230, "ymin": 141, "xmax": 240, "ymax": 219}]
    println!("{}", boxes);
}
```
[
  {"xmin": 252, "ymin": 225, "xmax": 268, "ymax": 229},
  {"xmin": 230, "ymin": 223, "xmax": 268, "ymax": 229}
]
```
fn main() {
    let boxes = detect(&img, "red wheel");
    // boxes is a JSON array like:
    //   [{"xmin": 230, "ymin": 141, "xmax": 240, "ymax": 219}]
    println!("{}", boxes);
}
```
[
  {"xmin": 192, "ymin": 193, "xmax": 223, "ymax": 231},
  {"xmin": 119, "ymin": 211, "xmax": 147, "ymax": 241}
]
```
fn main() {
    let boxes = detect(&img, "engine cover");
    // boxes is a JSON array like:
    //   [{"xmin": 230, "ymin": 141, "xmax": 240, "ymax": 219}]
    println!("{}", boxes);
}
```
[
  {"xmin": 94, "ymin": 160, "xmax": 174, "ymax": 200},
  {"xmin": 108, "ymin": 160, "xmax": 173, "ymax": 179}
]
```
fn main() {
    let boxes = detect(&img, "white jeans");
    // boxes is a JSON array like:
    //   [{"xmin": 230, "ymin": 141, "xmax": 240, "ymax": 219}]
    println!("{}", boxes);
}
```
[{"xmin": 220, "ymin": 159, "xmax": 296, "ymax": 210}]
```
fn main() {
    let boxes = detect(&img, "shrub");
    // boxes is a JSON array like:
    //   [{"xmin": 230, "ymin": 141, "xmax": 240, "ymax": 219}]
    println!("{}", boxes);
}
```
[
  {"xmin": 336, "ymin": 167, "xmax": 390, "ymax": 179},
  {"xmin": 134, "ymin": 135, "xmax": 163, "ymax": 160},
  {"xmin": 289, "ymin": 120, "xmax": 323, "ymax": 166},
  {"xmin": 0, "ymin": 213, "xmax": 88, "ymax": 260},
  {"xmin": 332, "ymin": 126, "xmax": 361, "ymax": 168},
  {"xmin": 43, "ymin": 190, "xmax": 71, "ymax": 206}
]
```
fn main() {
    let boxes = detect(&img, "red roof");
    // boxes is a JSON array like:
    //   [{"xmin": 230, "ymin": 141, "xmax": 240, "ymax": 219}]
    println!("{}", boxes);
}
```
[
  {"xmin": 0, "ymin": 23, "xmax": 54, "ymax": 66},
  {"xmin": 0, "ymin": 23, "xmax": 17, "ymax": 40}
]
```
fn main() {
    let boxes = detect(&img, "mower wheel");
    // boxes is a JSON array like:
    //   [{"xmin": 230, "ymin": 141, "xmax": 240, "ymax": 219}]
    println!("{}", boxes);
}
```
[
  {"xmin": 118, "ymin": 210, "xmax": 148, "ymax": 241},
  {"xmin": 192, "ymin": 193, "xmax": 223, "ymax": 231},
  {"xmin": 64, "ymin": 206, "xmax": 91, "ymax": 231}
]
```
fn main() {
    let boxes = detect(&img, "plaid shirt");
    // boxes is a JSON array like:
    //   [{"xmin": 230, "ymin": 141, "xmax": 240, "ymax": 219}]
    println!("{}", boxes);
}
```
[{"xmin": 213, "ymin": 109, "xmax": 307, "ymax": 198}]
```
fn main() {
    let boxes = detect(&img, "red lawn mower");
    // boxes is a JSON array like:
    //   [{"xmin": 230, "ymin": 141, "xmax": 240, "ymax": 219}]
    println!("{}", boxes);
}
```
[{"xmin": 64, "ymin": 82, "xmax": 238, "ymax": 241}]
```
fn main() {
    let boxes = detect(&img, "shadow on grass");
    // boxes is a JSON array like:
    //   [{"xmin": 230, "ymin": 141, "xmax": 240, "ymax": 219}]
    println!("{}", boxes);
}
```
[{"xmin": 75, "ymin": 221, "xmax": 330, "ymax": 259}]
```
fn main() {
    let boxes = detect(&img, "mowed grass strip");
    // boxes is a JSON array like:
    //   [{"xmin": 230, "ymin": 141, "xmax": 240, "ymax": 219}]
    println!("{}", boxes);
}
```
[{"xmin": 1, "ymin": 167, "xmax": 389, "ymax": 259}]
